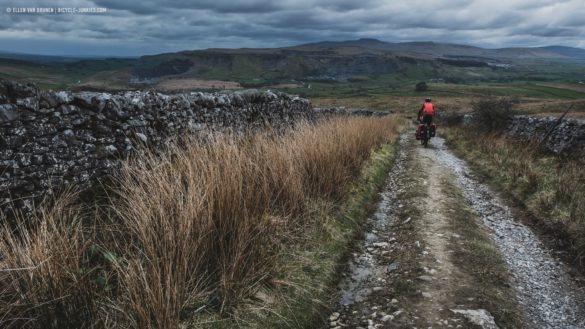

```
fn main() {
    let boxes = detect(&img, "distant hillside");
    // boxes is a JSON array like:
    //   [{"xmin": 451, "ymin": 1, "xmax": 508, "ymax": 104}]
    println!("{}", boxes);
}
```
[
  {"xmin": 0, "ymin": 51, "xmax": 84, "ymax": 63},
  {"xmin": 1, "ymin": 39, "xmax": 584, "ymax": 93},
  {"xmin": 108, "ymin": 39, "xmax": 585, "ymax": 82},
  {"xmin": 288, "ymin": 39, "xmax": 579, "ymax": 59},
  {"xmin": 541, "ymin": 46, "xmax": 585, "ymax": 59}
]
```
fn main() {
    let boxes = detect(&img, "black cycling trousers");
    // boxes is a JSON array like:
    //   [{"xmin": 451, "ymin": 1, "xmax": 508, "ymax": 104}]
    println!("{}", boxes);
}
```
[{"xmin": 422, "ymin": 115, "xmax": 433, "ymax": 125}]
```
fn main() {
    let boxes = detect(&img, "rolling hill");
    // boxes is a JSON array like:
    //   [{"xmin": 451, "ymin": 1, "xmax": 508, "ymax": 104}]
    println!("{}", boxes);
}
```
[{"xmin": 1, "ymin": 39, "xmax": 584, "ymax": 95}]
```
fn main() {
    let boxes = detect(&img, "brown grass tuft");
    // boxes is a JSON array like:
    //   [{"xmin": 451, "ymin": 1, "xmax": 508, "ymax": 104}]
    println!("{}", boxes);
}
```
[
  {"xmin": 0, "ymin": 115, "xmax": 401, "ymax": 328},
  {"xmin": 0, "ymin": 190, "xmax": 105, "ymax": 329}
]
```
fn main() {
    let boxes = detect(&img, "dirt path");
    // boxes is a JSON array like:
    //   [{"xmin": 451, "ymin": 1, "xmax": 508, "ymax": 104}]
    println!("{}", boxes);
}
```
[
  {"xmin": 411, "ymin": 148, "xmax": 475, "ymax": 327},
  {"xmin": 327, "ymin": 133, "xmax": 585, "ymax": 329}
]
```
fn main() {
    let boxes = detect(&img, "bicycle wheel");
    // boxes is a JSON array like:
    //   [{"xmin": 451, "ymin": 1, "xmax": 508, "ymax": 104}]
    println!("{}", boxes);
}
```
[{"xmin": 421, "ymin": 126, "xmax": 428, "ymax": 147}]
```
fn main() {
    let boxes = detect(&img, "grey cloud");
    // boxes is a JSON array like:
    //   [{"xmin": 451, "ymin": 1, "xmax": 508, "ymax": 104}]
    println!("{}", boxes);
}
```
[
  {"xmin": 0, "ymin": 0, "xmax": 583, "ymax": 56},
  {"xmin": 89, "ymin": 0, "xmax": 165, "ymax": 15},
  {"xmin": 91, "ymin": 0, "xmax": 283, "ymax": 14}
]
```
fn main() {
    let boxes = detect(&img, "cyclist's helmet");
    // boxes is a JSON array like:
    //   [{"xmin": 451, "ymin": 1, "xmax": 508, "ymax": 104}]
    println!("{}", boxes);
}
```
[{"xmin": 425, "ymin": 97, "xmax": 432, "ymax": 102}]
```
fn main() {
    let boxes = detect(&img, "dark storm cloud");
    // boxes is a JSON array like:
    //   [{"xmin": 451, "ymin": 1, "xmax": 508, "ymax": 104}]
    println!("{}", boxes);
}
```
[{"xmin": 0, "ymin": 0, "xmax": 583, "ymax": 56}]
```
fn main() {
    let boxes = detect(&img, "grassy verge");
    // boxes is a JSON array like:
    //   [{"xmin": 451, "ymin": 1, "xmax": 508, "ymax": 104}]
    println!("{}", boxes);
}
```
[
  {"xmin": 441, "ymin": 176, "xmax": 524, "ymax": 328},
  {"xmin": 0, "ymin": 116, "xmax": 404, "ymax": 328},
  {"xmin": 442, "ymin": 126, "xmax": 585, "ymax": 270}
]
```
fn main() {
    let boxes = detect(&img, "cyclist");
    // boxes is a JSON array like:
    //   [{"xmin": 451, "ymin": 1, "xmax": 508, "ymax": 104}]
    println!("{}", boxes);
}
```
[
  {"xmin": 418, "ymin": 97, "xmax": 435, "ymax": 125},
  {"xmin": 416, "ymin": 97, "xmax": 436, "ymax": 141}
]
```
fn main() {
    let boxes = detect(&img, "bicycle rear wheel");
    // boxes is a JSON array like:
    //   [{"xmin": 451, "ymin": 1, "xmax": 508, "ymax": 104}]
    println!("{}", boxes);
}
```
[{"xmin": 421, "ymin": 126, "xmax": 429, "ymax": 147}]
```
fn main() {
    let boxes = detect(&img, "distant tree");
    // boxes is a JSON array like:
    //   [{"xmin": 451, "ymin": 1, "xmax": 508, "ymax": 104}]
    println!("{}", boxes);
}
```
[{"xmin": 415, "ymin": 81, "xmax": 428, "ymax": 92}]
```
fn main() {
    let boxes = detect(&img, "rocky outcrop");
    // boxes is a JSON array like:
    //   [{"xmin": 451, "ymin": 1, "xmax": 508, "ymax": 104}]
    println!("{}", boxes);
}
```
[
  {"xmin": 507, "ymin": 115, "xmax": 585, "ymax": 155},
  {"xmin": 0, "ymin": 80, "xmax": 313, "ymax": 215}
]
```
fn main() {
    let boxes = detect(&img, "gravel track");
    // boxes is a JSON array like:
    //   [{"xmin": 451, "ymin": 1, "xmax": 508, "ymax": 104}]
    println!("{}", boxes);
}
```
[
  {"xmin": 431, "ymin": 137, "xmax": 585, "ymax": 329},
  {"xmin": 331, "ymin": 133, "xmax": 585, "ymax": 329}
]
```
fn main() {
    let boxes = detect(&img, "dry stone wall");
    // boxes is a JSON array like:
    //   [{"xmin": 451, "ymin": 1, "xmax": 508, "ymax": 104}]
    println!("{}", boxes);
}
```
[
  {"xmin": 461, "ymin": 113, "xmax": 585, "ymax": 156},
  {"xmin": 507, "ymin": 115, "xmax": 585, "ymax": 155},
  {"xmin": 313, "ymin": 107, "xmax": 390, "ymax": 117},
  {"xmin": 0, "ymin": 80, "xmax": 314, "ymax": 215}
]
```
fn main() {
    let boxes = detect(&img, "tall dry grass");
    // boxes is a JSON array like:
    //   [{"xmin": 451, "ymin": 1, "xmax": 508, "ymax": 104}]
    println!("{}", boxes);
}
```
[
  {"xmin": 0, "ymin": 191, "xmax": 107, "ymax": 329},
  {"xmin": 0, "ymin": 116, "xmax": 401, "ymax": 328}
]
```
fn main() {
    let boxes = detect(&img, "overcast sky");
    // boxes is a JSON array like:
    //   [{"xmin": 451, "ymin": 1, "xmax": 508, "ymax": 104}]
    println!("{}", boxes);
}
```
[{"xmin": 1, "ymin": 0, "xmax": 584, "ymax": 57}]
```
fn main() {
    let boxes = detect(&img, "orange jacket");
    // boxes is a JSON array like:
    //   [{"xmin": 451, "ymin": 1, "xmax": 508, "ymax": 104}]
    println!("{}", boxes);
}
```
[{"xmin": 419, "ymin": 102, "xmax": 435, "ymax": 116}]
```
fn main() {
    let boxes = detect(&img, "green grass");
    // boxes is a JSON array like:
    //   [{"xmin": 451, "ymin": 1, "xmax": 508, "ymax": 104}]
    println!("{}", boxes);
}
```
[
  {"xmin": 275, "ymin": 77, "xmax": 585, "ymax": 99},
  {"xmin": 0, "ymin": 60, "xmax": 130, "ymax": 88},
  {"xmin": 420, "ymin": 83, "xmax": 585, "ymax": 99},
  {"xmin": 509, "ymin": 83, "xmax": 585, "ymax": 98}
]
